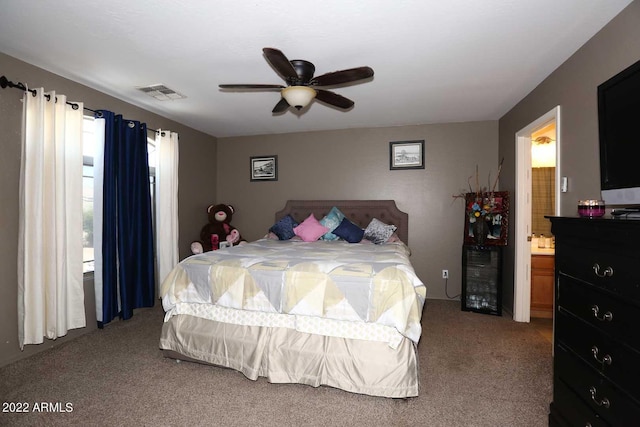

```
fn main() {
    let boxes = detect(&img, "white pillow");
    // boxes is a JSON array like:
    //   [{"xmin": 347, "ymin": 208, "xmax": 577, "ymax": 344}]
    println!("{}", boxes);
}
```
[{"xmin": 363, "ymin": 218, "xmax": 397, "ymax": 244}]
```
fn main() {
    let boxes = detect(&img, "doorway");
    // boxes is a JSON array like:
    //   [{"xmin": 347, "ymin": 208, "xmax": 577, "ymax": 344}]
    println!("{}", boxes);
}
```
[
  {"xmin": 513, "ymin": 106, "xmax": 561, "ymax": 323},
  {"xmin": 530, "ymin": 123, "xmax": 556, "ymax": 319}
]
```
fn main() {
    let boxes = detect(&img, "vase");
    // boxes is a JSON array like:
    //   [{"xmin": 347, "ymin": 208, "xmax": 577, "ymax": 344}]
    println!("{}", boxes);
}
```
[{"xmin": 473, "ymin": 218, "xmax": 489, "ymax": 245}]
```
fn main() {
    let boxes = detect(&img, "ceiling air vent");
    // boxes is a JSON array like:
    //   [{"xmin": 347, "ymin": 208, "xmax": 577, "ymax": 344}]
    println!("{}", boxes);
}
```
[{"xmin": 136, "ymin": 84, "xmax": 186, "ymax": 101}]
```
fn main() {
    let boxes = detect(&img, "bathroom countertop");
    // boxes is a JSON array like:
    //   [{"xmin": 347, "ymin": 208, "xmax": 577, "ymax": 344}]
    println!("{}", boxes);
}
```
[{"xmin": 531, "ymin": 247, "xmax": 555, "ymax": 256}]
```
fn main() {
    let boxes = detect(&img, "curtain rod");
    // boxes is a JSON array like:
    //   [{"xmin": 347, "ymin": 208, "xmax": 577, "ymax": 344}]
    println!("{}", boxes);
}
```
[{"xmin": 1, "ymin": 75, "xmax": 162, "ymax": 134}]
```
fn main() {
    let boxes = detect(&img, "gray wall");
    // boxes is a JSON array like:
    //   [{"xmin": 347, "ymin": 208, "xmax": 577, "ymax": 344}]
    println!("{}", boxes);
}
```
[
  {"xmin": 0, "ymin": 52, "xmax": 217, "ymax": 367},
  {"xmin": 216, "ymin": 122, "xmax": 499, "ymax": 303},
  {"xmin": 498, "ymin": 1, "xmax": 640, "ymax": 311}
]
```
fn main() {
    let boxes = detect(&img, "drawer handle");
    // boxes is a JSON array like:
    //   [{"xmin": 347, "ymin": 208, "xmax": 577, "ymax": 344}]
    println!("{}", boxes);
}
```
[
  {"xmin": 591, "ymin": 305, "xmax": 613, "ymax": 322},
  {"xmin": 591, "ymin": 345, "xmax": 613, "ymax": 367},
  {"xmin": 589, "ymin": 386, "xmax": 610, "ymax": 409},
  {"xmin": 592, "ymin": 263, "xmax": 614, "ymax": 278}
]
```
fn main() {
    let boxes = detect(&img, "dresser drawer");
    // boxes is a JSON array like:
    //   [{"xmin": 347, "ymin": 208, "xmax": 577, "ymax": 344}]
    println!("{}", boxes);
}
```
[
  {"xmin": 557, "ymin": 275, "xmax": 640, "ymax": 352},
  {"xmin": 556, "ymin": 344, "xmax": 640, "ymax": 425},
  {"xmin": 556, "ymin": 310, "xmax": 640, "ymax": 399},
  {"xmin": 556, "ymin": 242, "xmax": 640, "ymax": 304},
  {"xmin": 553, "ymin": 378, "xmax": 607, "ymax": 427}
]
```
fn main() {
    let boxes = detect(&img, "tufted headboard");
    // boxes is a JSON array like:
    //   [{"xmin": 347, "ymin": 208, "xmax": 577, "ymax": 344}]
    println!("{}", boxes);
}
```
[{"xmin": 275, "ymin": 200, "xmax": 409, "ymax": 244}]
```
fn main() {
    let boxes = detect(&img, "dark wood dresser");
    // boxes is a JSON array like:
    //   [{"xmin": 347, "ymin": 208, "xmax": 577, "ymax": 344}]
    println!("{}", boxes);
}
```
[{"xmin": 549, "ymin": 217, "xmax": 640, "ymax": 426}]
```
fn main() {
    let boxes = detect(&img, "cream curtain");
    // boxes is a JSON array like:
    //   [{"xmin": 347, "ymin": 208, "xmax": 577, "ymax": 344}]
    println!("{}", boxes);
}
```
[
  {"xmin": 18, "ymin": 90, "xmax": 86, "ymax": 348},
  {"xmin": 155, "ymin": 129, "xmax": 179, "ymax": 289}
]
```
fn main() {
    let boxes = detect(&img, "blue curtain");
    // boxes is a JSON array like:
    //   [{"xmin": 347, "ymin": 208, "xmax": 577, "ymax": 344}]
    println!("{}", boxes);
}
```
[{"xmin": 97, "ymin": 110, "xmax": 155, "ymax": 326}]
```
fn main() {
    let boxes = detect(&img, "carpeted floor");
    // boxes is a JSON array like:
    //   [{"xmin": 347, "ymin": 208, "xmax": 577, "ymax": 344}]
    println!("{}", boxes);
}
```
[{"xmin": 0, "ymin": 300, "xmax": 552, "ymax": 427}]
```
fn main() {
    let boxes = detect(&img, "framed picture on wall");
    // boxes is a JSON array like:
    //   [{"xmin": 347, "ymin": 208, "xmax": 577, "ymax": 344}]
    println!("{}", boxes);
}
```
[
  {"xmin": 250, "ymin": 155, "xmax": 278, "ymax": 181},
  {"xmin": 389, "ymin": 140, "xmax": 425, "ymax": 170}
]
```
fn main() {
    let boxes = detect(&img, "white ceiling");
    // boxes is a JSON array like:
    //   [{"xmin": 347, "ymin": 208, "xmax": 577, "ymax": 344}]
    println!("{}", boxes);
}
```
[{"xmin": 0, "ymin": 0, "xmax": 632, "ymax": 138}]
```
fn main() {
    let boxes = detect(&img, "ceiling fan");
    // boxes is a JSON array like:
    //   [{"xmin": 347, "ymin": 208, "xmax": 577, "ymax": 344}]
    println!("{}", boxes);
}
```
[{"xmin": 219, "ymin": 48, "xmax": 374, "ymax": 113}]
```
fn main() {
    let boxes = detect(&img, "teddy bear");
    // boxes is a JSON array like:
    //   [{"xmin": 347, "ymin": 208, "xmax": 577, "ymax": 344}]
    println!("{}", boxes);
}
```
[{"xmin": 190, "ymin": 204, "xmax": 244, "ymax": 254}]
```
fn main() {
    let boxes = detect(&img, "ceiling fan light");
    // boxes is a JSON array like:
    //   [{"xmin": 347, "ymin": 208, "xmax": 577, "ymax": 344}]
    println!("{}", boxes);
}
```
[{"xmin": 282, "ymin": 86, "xmax": 316, "ymax": 110}]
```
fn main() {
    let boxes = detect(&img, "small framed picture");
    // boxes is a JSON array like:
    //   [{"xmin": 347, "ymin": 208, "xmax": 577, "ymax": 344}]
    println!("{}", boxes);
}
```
[
  {"xmin": 389, "ymin": 140, "xmax": 425, "ymax": 170},
  {"xmin": 250, "ymin": 155, "xmax": 278, "ymax": 181}
]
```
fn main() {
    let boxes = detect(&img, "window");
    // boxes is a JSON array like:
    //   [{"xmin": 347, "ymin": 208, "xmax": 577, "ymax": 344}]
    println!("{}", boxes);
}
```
[
  {"xmin": 82, "ymin": 117, "xmax": 95, "ymax": 273},
  {"xmin": 82, "ymin": 117, "xmax": 157, "ymax": 273}
]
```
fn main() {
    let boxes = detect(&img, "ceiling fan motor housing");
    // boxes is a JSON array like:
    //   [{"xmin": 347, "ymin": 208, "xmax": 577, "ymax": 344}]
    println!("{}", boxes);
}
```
[{"xmin": 288, "ymin": 60, "xmax": 315, "ymax": 85}]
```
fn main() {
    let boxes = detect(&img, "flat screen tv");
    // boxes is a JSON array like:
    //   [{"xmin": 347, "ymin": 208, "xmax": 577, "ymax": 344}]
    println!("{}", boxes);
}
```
[{"xmin": 598, "ymin": 58, "xmax": 640, "ymax": 207}]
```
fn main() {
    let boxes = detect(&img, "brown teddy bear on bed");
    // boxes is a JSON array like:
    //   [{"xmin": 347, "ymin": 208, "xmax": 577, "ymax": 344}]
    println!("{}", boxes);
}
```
[{"xmin": 190, "ymin": 204, "xmax": 245, "ymax": 254}]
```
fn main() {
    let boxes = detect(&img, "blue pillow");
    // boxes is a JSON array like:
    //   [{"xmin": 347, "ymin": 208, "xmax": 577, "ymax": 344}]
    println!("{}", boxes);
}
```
[
  {"xmin": 269, "ymin": 215, "xmax": 299, "ymax": 240},
  {"xmin": 332, "ymin": 217, "xmax": 364, "ymax": 243},
  {"xmin": 319, "ymin": 206, "xmax": 346, "ymax": 241}
]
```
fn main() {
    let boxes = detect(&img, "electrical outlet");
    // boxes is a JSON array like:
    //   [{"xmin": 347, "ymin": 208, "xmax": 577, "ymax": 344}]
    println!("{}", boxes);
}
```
[{"xmin": 442, "ymin": 270, "xmax": 449, "ymax": 279}]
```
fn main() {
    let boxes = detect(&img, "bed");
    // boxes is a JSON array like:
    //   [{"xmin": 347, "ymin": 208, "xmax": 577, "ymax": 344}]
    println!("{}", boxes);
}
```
[{"xmin": 159, "ymin": 200, "xmax": 426, "ymax": 398}]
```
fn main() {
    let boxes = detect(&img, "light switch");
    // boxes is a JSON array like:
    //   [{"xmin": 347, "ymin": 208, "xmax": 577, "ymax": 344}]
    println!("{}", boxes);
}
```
[{"xmin": 561, "ymin": 176, "xmax": 568, "ymax": 193}]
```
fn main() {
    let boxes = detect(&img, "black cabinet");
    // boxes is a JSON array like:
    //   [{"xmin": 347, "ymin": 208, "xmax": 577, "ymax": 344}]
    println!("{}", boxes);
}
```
[
  {"xmin": 461, "ymin": 245, "xmax": 502, "ymax": 316},
  {"xmin": 549, "ymin": 217, "xmax": 640, "ymax": 427}
]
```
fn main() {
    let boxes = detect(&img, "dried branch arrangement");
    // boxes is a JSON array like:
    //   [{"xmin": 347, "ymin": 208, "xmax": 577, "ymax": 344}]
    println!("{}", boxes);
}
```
[{"xmin": 453, "ymin": 157, "xmax": 504, "ymax": 201}]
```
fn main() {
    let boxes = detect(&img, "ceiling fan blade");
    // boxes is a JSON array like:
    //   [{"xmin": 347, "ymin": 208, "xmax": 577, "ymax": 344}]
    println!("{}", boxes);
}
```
[
  {"xmin": 263, "ymin": 48, "xmax": 298, "ymax": 81},
  {"xmin": 272, "ymin": 98, "xmax": 290, "ymax": 113},
  {"xmin": 310, "ymin": 66, "xmax": 374, "ymax": 87},
  {"xmin": 315, "ymin": 89, "xmax": 354, "ymax": 109},
  {"xmin": 219, "ymin": 84, "xmax": 284, "ymax": 90}
]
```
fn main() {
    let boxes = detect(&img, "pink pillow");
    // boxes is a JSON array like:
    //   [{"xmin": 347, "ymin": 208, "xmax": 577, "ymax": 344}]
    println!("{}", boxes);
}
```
[{"xmin": 293, "ymin": 213, "xmax": 329, "ymax": 242}]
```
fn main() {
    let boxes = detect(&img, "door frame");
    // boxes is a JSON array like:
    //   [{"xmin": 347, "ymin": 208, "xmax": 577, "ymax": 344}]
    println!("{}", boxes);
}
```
[{"xmin": 513, "ymin": 106, "xmax": 561, "ymax": 322}]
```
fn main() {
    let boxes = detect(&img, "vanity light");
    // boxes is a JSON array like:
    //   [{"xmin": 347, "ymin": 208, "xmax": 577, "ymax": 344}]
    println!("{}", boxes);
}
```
[{"xmin": 531, "ymin": 136, "xmax": 556, "ymax": 168}]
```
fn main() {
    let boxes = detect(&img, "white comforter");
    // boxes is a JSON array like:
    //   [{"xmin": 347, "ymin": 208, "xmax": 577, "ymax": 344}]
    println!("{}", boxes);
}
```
[{"xmin": 161, "ymin": 239, "xmax": 426, "ymax": 343}]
